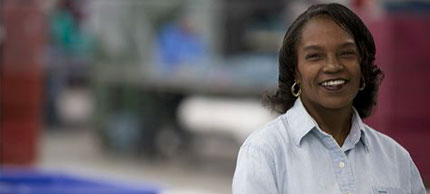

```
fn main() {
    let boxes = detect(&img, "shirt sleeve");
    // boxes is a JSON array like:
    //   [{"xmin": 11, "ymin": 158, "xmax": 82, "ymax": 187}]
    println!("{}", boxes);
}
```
[
  {"xmin": 232, "ymin": 145, "xmax": 279, "ymax": 194},
  {"xmin": 408, "ymin": 154, "xmax": 427, "ymax": 194}
]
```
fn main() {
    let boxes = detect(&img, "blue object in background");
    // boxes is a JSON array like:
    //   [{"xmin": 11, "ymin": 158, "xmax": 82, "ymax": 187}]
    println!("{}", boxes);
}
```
[
  {"xmin": 0, "ymin": 168, "xmax": 160, "ymax": 194},
  {"xmin": 156, "ymin": 21, "xmax": 207, "ymax": 72}
]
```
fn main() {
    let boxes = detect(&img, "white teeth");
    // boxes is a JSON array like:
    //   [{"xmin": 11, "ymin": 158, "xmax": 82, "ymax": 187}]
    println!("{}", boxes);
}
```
[{"xmin": 321, "ymin": 80, "xmax": 345, "ymax": 86}]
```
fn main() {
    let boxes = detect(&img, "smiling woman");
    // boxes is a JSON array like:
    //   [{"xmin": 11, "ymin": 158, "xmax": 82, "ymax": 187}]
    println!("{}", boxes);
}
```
[
  {"xmin": 232, "ymin": 3, "xmax": 427, "ymax": 194},
  {"xmin": 296, "ymin": 15, "xmax": 362, "ymax": 145}
]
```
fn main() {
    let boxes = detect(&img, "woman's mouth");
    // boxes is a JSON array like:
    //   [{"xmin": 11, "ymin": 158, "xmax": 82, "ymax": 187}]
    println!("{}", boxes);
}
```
[{"xmin": 320, "ymin": 79, "xmax": 347, "ymax": 91}]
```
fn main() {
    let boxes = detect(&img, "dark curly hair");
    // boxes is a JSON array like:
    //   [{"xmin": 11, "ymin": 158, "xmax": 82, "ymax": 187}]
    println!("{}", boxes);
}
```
[{"xmin": 263, "ymin": 3, "xmax": 384, "ymax": 118}]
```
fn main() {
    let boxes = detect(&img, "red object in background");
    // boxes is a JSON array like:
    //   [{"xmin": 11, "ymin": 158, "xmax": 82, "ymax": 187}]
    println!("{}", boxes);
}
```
[
  {"xmin": 0, "ymin": 1, "xmax": 45, "ymax": 165},
  {"xmin": 352, "ymin": 0, "xmax": 366, "ymax": 9},
  {"xmin": 365, "ymin": 14, "xmax": 430, "ymax": 183}
]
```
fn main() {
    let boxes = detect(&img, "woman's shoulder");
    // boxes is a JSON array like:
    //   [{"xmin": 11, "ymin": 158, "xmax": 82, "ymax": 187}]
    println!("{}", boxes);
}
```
[{"xmin": 240, "ymin": 114, "xmax": 291, "ymax": 153}]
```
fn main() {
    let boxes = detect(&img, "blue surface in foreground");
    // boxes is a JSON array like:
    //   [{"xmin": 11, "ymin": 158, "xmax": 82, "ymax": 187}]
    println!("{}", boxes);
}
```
[{"xmin": 0, "ymin": 168, "xmax": 159, "ymax": 194}]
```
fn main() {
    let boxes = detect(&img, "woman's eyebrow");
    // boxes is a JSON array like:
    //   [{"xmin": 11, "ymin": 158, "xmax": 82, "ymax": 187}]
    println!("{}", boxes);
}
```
[
  {"xmin": 303, "ymin": 41, "xmax": 356, "ymax": 51},
  {"xmin": 340, "ymin": 42, "xmax": 357, "ymax": 48},
  {"xmin": 303, "ymin": 45, "xmax": 323, "ymax": 51}
]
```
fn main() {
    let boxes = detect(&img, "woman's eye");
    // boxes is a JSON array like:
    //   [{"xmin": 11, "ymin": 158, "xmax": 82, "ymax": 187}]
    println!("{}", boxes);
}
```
[
  {"xmin": 305, "ymin": 53, "xmax": 322, "ymax": 60},
  {"xmin": 341, "ymin": 50, "xmax": 357, "ymax": 57}
]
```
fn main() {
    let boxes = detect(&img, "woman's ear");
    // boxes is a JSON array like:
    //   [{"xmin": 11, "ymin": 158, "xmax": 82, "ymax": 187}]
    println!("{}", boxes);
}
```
[{"xmin": 294, "ymin": 70, "xmax": 301, "ymax": 84}]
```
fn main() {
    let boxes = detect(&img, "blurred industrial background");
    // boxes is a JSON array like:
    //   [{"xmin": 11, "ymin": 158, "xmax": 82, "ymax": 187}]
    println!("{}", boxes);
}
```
[{"xmin": 1, "ymin": 0, "xmax": 430, "ymax": 193}]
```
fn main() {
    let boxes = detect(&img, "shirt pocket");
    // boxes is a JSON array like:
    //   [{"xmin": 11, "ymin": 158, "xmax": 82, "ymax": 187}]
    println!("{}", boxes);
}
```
[{"xmin": 372, "ymin": 186, "xmax": 406, "ymax": 194}]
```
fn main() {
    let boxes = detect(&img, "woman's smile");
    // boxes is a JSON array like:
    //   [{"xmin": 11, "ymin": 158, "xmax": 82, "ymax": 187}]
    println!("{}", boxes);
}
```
[{"xmin": 319, "ymin": 79, "xmax": 348, "ymax": 91}]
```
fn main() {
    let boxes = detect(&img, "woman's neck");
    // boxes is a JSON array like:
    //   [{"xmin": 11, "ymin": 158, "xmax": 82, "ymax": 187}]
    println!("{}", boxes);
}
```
[{"xmin": 301, "ymin": 99, "xmax": 353, "ymax": 147}]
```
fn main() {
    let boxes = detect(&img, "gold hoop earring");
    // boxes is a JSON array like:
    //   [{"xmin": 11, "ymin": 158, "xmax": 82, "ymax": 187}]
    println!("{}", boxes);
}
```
[
  {"xmin": 359, "ymin": 76, "xmax": 366, "ymax": 91},
  {"xmin": 291, "ymin": 81, "xmax": 301, "ymax": 97}
]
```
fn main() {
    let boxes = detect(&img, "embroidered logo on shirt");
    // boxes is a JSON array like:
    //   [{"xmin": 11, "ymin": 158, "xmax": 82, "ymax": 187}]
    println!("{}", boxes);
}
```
[{"xmin": 372, "ymin": 186, "xmax": 405, "ymax": 194}]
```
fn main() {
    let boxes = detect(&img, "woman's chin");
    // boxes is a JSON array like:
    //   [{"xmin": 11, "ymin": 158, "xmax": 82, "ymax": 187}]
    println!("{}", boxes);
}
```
[{"xmin": 318, "ymin": 99, "xmax": 354, "ymax": 111}]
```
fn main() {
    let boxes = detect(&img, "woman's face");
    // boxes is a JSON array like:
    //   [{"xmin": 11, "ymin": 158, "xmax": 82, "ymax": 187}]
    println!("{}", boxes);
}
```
[{"xmin": 296, "ymin": 15, "xmax": 361, "ymax": 112}]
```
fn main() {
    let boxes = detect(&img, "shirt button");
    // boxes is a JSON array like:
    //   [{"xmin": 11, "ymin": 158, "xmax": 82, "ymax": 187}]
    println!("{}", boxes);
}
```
[{"xmin": 338, "ymin": 161, "xmax": 345, "ymax": 168}]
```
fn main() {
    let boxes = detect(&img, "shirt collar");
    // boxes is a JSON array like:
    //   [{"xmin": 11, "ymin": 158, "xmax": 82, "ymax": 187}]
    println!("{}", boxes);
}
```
[
  {"xmin": 285, "ymin": 98, "xmax": 319, "ymax": 146},
  {"xmin": 342, "ymin": 108, "xmax": 369, "ymax": 151},
  {"xmin": 284, "ymin": 98, "xmax": 368, "ymax": 149}
]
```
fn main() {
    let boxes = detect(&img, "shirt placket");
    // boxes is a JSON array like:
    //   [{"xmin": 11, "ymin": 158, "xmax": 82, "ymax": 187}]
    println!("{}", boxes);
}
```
[{"xmin": 323, "ymin": 135, "xmax": 356, "ymax": 194}]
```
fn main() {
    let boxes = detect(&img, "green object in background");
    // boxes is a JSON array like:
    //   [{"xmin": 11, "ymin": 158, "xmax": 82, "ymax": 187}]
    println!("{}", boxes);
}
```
[{"xmin": 50, "ymin": 9, "xmax": 92, "ymax": 56}]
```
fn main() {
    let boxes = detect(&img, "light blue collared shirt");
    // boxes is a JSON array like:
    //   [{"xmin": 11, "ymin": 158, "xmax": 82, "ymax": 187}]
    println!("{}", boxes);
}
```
[{"xmin": 233, "ymin": 99, "xmax": 426, "ymax": 194}]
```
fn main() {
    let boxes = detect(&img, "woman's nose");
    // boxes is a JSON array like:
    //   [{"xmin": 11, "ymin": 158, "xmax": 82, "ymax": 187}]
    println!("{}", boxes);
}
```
[{"xmin": 323, "ymin": 56, "xmax": 344, "ymax": 73}]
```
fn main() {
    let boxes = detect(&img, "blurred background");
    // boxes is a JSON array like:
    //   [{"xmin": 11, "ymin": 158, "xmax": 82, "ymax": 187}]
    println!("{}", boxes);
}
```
[{"xmin": 0, "ymin": 0, "xmax": 429, "ymax": 193}]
